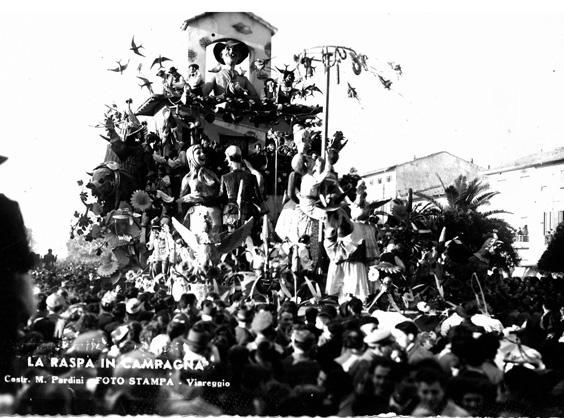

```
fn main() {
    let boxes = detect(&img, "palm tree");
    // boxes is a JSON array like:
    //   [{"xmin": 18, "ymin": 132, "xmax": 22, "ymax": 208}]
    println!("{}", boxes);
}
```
[
  {"xmin": 414, "ymin": 175, "xmax": 519, "ymax": 303},
  {"xmin": 416, "ymin": 175, "xmax": 505, "ymax": 216}
]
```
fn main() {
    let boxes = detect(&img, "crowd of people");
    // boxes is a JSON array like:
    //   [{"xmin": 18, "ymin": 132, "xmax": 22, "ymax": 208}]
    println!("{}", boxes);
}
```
[{"xmin": 0, "ymin": 261, "xmax": 560, "ymax": 416}]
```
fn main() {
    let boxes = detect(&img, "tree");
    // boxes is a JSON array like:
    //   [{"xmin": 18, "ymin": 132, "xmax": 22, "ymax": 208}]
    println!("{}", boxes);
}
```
[
  {"xmin": 415, "ymin": 175, "xmax": 519, "ymax": 303},
  {"xmin": 65, "ymin": 235, "xmax": 106, "ymax": 265},
  {"xmin": 416, "ymin": 175, "xmax": 519, "ymax": 270},
  {"xmin": 419, "ymin": 175, "xmax": 505, "ymax": 215},
  {"xmin": 538, "ymin": 222, "xmax": 564, "ymax": 273}
]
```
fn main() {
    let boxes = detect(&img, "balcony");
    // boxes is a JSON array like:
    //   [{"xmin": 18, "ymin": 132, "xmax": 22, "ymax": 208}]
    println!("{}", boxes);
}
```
[{"xmin": 516, "ymin": 234, "xmax": 529, "ymax": 243}]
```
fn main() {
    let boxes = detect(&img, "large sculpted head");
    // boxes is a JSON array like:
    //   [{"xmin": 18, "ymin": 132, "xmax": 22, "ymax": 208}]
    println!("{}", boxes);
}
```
[{"xmin": 186, "ymin": 144, "xmax": 207, "ymax": 172}]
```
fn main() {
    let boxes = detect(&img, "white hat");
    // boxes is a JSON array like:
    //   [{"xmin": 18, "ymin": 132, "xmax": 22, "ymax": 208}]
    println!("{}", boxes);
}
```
[
  {"xmin": 46, "ymin": 293, "xmax": 65, "ymax": 310},
  {"xmin": 364, "ymin": 328, "xmax": 394, "ymax": 346},
  {"xmin": 225, "ymin": 145, "xmax": 242, "ymax": 162},
  {"xmin": 417, "ymin": 301, "xmax": 431, "ymax": 313},
  {"xmin": 125, "ymin": 298, "xmax": 144, "ymax": 315}
]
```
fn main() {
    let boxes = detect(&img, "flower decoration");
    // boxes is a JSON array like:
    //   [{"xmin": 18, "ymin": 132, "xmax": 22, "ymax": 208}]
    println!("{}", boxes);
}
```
[
  {"xmin": 373, "ymin": 261, "xmax": 403, "ymax": 275},
  {"xmin": 131, "ymin": 190, "xmax": 153, "ymax": 212},
  {"xmin": 125, "ymin": 270, "xmax": 138, "ymax": 282},
  {"xmin": 97, "ymin": 258, "xmax": 119, "ymax": 277},
  {"xmin": 368, "ymin": 266, "xmax": 380, "ymax": 282}
]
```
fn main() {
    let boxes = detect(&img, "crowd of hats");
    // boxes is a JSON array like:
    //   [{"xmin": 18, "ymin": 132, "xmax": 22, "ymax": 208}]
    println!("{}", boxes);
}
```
[{"xmin": 6, "ymin": 261, "xmax": 564, "ymax": 415}]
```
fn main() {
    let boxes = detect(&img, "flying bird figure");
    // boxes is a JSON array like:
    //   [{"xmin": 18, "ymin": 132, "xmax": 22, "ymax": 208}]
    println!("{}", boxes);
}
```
[
  {"xmin": 251, "ymin": 58, "xmax": 271, "ymax": 73},
  {"xmin": 151, "ymin": 55, "xmax": 171, "ymax": 69},
  {"xmin": 251, "ymin": 58, "xmax": 272, "ymax": 80},
  {"xmin": 137, "ymin": 76, "xmax": 154, "ymax": 94},
  {"xmin": 293, "ymin": 84, "xmax": 322, "ymax": 100},
  {"xmin": 130, "ymin": 37, "xmax": 145, "ymax": 57},
  {"xmin": 137, "ymin": 63, "xmax": 143, "ymax": 73},
  {"xmin": 378, "ymin": 75, "xmax": 392, "ymax": 90},
  {"xmin": 107, "ymin": 59, "xmax": 129, "ymax": 75},
  {"xmin": 300, "ymin": 56, "xmax": 316, "ymax": 78},
  {"xmin": 347, "ymin": 82, "xmax": 359, "ymax": 101},
  {"xmin": 388, "ymin": 61, "xmax": 403, "ymax": 76},
  {"xmin": 208, "ymin": 64, "xmax": 222, "ymax": 73}
]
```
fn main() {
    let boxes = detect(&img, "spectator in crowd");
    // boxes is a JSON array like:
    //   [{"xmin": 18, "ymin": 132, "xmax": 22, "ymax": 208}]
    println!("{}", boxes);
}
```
[
  {"xmin": 393, "ymin": 320, "xmax": 434, "ymax": 364},
  {"xmin": 42, "ymin": 249, "xmax": 57, "ymax": 269},
  {"xmin": 410, "ymin": 365, "xmax": 470, "ymax": 416},
  {"xmin": 8, "ymin": 250, "xmax": 564, "ymax": 416}
]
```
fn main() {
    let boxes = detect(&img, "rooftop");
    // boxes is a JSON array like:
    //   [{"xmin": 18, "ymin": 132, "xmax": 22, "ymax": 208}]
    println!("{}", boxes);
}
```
[
  {"xmin": 181, "ymin": 12, "xmax": 278, "ymax": 35},
  {"xmin": 483, "ymin": 147, "xmax": 564, "ymax": 174},
  {"xmin": 360, "ymin": 151, "xmax": 475, "ymax": 178}
]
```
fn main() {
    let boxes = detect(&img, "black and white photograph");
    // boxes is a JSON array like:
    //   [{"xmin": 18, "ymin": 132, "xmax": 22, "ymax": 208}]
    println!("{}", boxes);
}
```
[{"xmin": 1, "ymin": 0, "xmax": 564, "ymax": 416}]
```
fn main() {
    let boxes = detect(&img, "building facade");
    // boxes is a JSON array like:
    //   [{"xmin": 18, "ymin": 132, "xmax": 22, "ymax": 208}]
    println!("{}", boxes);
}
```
[
  {"xmin": 482, "ymin": 147, "xmax": 564, "ymax": 267},
  {"xmin": 361, "ymin": 151, "xmax": 481, "ymax": 212}
]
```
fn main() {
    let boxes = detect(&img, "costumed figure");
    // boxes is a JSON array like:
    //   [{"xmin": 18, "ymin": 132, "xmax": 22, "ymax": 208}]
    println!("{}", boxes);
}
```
[
  {"xmin": 324, "ymin": 207, "xmax": 370, "ymax": 303},
  {"xmin": 156, "ymin": 69, "xmax": 172, "ymax": 96},
  {"xmin": 185, "ymin": 64, "xmax": 204, "ymax": 97},
  {"xmin": 275, "ymin": 152, "xmax": 309, "ymax": 244},
  {"xmin": 292, "ymin": 124, "xmax": 313, "ymax": 154},
  {"xmin": 166, "ymin": 67, "xmax": 186, "ymax": 100},
  {"xmin": 146, "ymin": 217, "xmax": 174, "ymax": 279},
  {"xmin": 349, "ymin": 180, "xmax": 381, "ymax": 295},
  {"xmin": 263, "ymin": 137, "xmax": 277, "ymax": 196},
  {"xmin": 219, "ymin": 145, "xmax": 264, "ymax": 231},
  {"xmin": 320, "ymin": 131, "xmax": 348, "ymax": 198},
  {"xmin": 108, "ymin": 100, "xmax": 150, "ymax": 186},
  {"xmin": 87, "ymin": 161, "xmax": 139, "ymax": 215},
  {"xmin": 468, "ymin": 230, "xmax": 503, "ymax": 275},
  {"xmin": 202, "ymin": 39, "xmax": 259, "ymax": 100},
  {"xmin": 263, "ymin": 78, "xmax": 278, "ymax": 102},
  {"xmin": 179, "ymin": 144, "xmax": 222, "ymax": 242},
  {"xmin": 276, "ymin": 67, "xmax": 298, "ymax": 105},
  {"xmin": 298, "ymin": 153, "xmax": 333, "ymax": 222},
  {"xmin": 295, "ymin": 153, "xmax": 334, "ymax": 266}
]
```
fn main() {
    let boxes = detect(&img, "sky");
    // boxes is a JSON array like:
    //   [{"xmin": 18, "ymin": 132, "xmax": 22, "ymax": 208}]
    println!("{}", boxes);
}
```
[{"xmin": 1, "ymin": 0, "xmax": 564, "ymax": 256}]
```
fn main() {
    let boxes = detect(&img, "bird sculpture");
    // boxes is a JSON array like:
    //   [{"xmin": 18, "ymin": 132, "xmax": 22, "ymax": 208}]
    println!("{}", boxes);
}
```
[{"xmin": 130, "ymin": 37, "xmax": 145, "ymax": 57}]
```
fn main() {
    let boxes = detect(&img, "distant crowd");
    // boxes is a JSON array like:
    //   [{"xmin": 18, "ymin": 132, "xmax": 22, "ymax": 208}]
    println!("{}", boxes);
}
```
[{"xmin": 0, "ymin": 264, "xmax": 562, "ymax": 416}]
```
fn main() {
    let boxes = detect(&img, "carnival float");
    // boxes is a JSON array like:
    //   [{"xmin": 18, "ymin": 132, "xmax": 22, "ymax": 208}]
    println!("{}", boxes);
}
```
[{"xmin": 70, "ymin": 12, "xmax": 518, "ymax": 313}]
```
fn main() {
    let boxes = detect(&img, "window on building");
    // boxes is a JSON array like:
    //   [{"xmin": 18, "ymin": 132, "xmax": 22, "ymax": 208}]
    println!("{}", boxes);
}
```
[
  {"xmin": 386, "ymin": 176, "xmax": 391, "ymax": 182},
  {"xmin": 544, "ymin": 211, "xmax": 556, "ymax": 243},
  {"xmin": 377, "ymin": 178, "xmax": 382, "ymax": 184},
  {"xmin": 517, "ymin": 220, "xmax": 529, "ymax": 242},
  {"xmin": 369, "ymin": 179, "xmax": 374, "ymax": 185}
]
